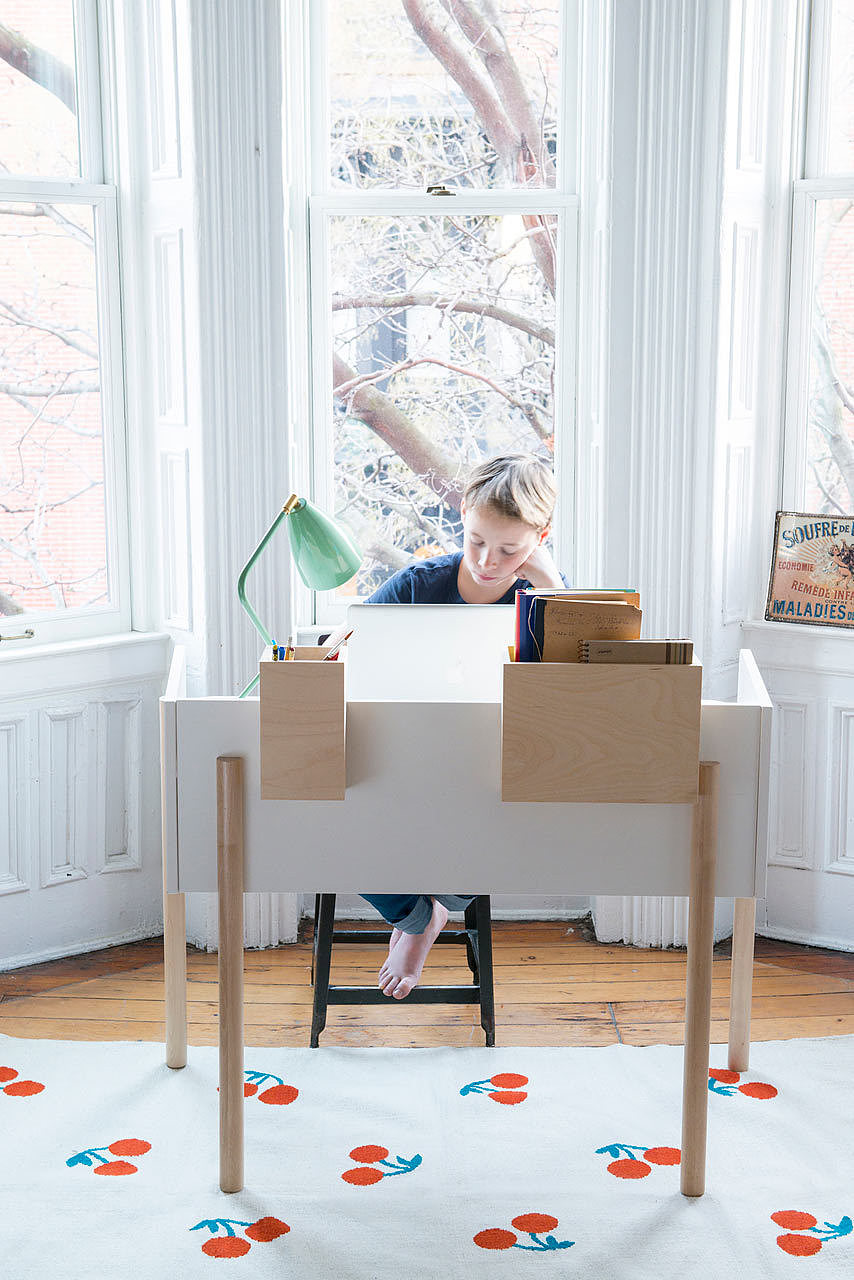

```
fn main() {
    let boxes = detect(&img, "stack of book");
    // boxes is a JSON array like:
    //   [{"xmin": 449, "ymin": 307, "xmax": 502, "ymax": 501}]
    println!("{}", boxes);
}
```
[{"xmin": 513, "ymin": 588, "xmax": 692, "ymax": 664}]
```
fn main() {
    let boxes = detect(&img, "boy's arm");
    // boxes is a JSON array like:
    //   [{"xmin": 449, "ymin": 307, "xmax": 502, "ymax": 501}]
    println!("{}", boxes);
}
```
[{"xmin": 517, "ymin": 543, "xmax": 565, "ymax": 589}]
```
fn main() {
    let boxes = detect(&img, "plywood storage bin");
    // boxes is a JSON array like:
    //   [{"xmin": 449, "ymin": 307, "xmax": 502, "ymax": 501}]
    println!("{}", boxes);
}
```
[
  {"xmin": 260, "ymin": 647, "xmax": 346, "ymax": 800},
  {"xmin": 501, "ymin": 660, "xmax": 702, "ymax": 803}
]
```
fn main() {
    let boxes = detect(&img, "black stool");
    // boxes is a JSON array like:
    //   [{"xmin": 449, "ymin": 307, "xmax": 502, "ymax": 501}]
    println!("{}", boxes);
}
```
[{"xmin": 309, "ymin": 895, "xmax": 495, "ymax": 1047}]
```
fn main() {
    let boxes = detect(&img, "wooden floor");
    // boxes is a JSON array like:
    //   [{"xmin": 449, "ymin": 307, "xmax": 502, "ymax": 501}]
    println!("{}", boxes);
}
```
[{"xmin": 1, "ymin": 918, "xmax": 853, "ymax": 1049}]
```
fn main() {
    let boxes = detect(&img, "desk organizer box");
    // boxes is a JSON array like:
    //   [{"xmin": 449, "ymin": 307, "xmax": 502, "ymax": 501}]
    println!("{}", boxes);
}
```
[
  {"xmin": 500, "ymin": 659, "xmax": 703, "ymax": 804},
  {"xmin": 259, "ymin": 647, "xmax": 703, "ymax": 807},
  {"xmin": 259, "ymin": 647, "xmax": 346, "ymax": 800}
]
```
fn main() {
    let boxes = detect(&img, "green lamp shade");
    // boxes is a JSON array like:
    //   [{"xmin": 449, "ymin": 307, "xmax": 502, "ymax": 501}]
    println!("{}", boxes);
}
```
[{"xmin": 287, "ymin": 498, "xmax": 362, "ymax": 590}]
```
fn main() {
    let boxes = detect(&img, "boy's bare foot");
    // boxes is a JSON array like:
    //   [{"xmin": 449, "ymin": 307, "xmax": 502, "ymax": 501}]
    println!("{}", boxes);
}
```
[
  {"xmin": 378, "ymin": 927, "xmax": 402, "ymax": 983},
  {"xmin": 378, "ymin": 899, "xmax": 448, "ymax": 999}
]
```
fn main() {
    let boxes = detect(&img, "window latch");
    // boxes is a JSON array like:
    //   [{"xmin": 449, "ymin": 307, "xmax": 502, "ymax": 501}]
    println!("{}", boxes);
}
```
[
  {"xmin": 0, "ymin": 628, "xmax": 35, "ymax": 642},
  {"xmin": 426, "ymin": 184, "xmax": 455, "ymax": 196}
]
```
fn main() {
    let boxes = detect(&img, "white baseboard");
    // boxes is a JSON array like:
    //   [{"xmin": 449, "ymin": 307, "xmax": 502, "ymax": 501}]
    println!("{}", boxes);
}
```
[
  {"xmin": 0, "ymin": 924, "xmax": 163, "ymax": 974},
  {"xmin": 756, "ymin": 925, "xmax": 854, "ymax": 953}
]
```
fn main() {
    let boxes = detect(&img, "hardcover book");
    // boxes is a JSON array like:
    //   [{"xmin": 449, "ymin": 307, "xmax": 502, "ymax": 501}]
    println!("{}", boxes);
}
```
[
  {"xmin": 515, "ymin": 588, "xmax": 640, "ymax": 662},
  {"xmin": 579, "ymin": 639, "xmax": 693, "ymax": 664},
  {"xmin": 535, "ymin": 599, "xmax": 643, "ymax": 662}
]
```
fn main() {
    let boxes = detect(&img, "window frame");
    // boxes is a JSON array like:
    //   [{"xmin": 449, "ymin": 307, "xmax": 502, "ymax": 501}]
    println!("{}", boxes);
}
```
[
  {"xmin": 0, "ymin": 0, "xmax": 131, "ymax": 649},
  {"xmin": 301, "ymin": 1, "xmax": 579, "ymax": 628},
  {"xmin": 779, "ymin": 0, "xmax": 854, "ymax": 519}
]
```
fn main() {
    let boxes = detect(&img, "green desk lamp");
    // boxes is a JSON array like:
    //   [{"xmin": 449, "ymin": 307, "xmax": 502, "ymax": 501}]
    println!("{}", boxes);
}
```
[{"xmin": 237, "ymin": 493, "xmax": 362, "ymax": 697}]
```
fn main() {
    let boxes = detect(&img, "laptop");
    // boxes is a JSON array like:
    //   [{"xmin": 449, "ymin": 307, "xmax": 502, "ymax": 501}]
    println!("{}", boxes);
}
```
[{"xmin": 345, "ymin": 603, "xmax": 515, "ymax": 702}]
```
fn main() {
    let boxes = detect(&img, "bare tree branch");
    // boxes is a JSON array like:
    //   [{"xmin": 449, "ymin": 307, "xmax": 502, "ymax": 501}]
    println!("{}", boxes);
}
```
[
  {"xmin": 402, "ymin": 0, "xmax": 519, "ymax": 166},
  {"xmin": 0, "ymin": 22, "xmax": 76, "ymax": 113},
  {"xmin": 332, "ymin": 291, "xmax": 554, "ymax": 345},
  {"xmin": 333, "ymin": 353, "xmax": 465, "ymax": 507},
  {"xmin": 0, "ymin": 299, "xmax": 99, "ymax": 360},
  {"xmin": 335, "ymin": 354, "xmax": 548, "ymax": 439}
]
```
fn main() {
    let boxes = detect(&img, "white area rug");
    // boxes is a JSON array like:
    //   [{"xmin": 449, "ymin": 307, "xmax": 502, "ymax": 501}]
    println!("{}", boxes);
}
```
[{"xmin": 2, "ymin": 1032, "xmax": 852, "ymax": 1277}]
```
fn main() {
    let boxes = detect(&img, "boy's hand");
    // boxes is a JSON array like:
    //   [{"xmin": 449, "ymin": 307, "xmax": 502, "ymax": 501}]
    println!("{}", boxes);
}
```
[{"xmin": 517, "ymin": 543, "xmax": 564, "ymax": 589}]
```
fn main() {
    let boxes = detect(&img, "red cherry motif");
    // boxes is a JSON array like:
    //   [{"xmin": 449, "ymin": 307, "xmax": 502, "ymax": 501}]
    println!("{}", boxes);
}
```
[
  {"xmin": 0, "ymin": 1066, "xmax": 18, "ymax": 1082},
  {"xmin": 738, "ymin": 1081, "xmax": 778, "ymax": 1099},
  {"xmin": 474, "ymin": 1228, "xmax": 517, "ymax": 1250},
  {"xmin": 245, "ymin": 1217, "xmax": 290, "ymax": 1242},
  {"xmin": 259, "ymin": 1084, "xmax": 299, "ymax": 1105},
  {"xmin": 709, "ymin": 1067, "xmax": 778, "ymax": 1099},
  {"xmin": 488, "ymin": 1090, "xmax": 528, "ymax": 1105},
  {"xmin": 490, "ymin": 1073, "xmax": 528, "ymax": 1089},
  {"xmin": 511, "ymin": 1213, "xmax": 559, "ymax": 1233},
  {"xmin": 350, "ymin": 1144, "xmax": 389, "ymax": 1163},
  {"xmin": 608, "ymin": 1159, "xmax": 651, "ymax": 1179},
  {"xmin": 202, "ymin": 1237, "xmax": 252, "ymax": 1258},
  {"xmin": 342, "ymin": 1166, "xmax": 384, "ymax": 1186},
  {"xmin": 771, "ymin": 1211, "xmax": 818, "ymax": 1230},
  {"xmin": 94, "ymin": 1160, "xmax": 137, "ymax": 1176},
  {"xmin": 777, "ymin": 1234, "xmax": 823, "ymax": 1257},
  {"xmin": 474, "ymin": 1212, "xmax": 573, "ymax": 1252},
  {"xmin": 108, "ymin": 1139, "xmax": 151, "ymax": 1157},
  {"xmin": 3, "ymin": 1079, "xmax": 45, "ymax": 1097},
  {"xmin": 643, "ymin": 1147, "xmax": 680, "ymax": 1166}
]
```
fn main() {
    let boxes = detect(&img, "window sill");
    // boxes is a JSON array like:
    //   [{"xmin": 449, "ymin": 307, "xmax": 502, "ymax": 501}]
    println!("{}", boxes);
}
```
[
  {"xmin": 742, "ymin": 619, "xmax": 854, "ymax": 676},
  {"xmin": 0, "ymin": 631, "xmax": 171, "ymax": 698}
]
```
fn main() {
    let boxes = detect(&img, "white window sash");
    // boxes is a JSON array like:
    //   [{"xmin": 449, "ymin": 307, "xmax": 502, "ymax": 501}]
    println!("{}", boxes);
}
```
[
  {"xmin": 307, "ymin": 193, "xmax": 578, "ymax": 626},
  {"xmin": 0, "ymin": 179, "xmax": 131, "ymax": 646},
  {"xmin": 782, "ymin": 179, "xmax": 854, "ymax": 513}
]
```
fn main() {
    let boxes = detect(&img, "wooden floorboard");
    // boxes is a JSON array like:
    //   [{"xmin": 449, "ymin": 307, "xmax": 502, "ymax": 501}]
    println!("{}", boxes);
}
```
[{"xmin": 0, "ymin": 919, "xmax": 852, "ymax": 1049}]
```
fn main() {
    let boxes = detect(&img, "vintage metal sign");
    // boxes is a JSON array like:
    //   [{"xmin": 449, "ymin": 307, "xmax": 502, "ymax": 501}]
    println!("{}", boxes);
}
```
[{"xmin": 765, "ymin": 511, "xmax": 854, "ymax": 628}]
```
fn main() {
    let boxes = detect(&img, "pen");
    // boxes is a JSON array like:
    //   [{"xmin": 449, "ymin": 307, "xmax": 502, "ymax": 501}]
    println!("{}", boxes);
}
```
[{"xmin": 322, "ymin": 629, "xmax": 353, "ymax": 661}]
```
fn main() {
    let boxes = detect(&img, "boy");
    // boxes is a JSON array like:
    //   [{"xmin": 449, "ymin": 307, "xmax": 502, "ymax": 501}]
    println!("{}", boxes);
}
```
[{"xmin": 334, "ymin": 453, "xmax": 565, "ymax": 999}]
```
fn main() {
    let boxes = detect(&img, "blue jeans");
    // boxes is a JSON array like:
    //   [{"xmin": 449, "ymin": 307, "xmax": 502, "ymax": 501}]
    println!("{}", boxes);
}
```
[{"xmin": 361, "ymin": 894, "xmax": 475, "ymax": 935}]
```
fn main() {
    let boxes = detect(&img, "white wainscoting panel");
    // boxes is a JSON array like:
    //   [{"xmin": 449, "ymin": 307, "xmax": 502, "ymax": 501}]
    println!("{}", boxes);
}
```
[
  {"xmin": 742, "ymin": 621, "xmax": 854, "ymax": 950},
  {"xmin": 0, "ymin": 634, "xmax": 169, "ymax": 970},
  {"xmin": 827, "ymin": 702, "xmax": 854, "ymax": 876},
  {"xmin": 38, "ymin": 706, "xmax": 89, "ymax": 889},
  {"xmin": 96, "ymin": 697, "xmax": 143, "ymax": 873},
  {"xmin": 769, "ymin": 697, "xmax": 814, "ymax": 870},
  {"xmin": 0, "ymin": 716, "xmax": 29, "ymax": 896}
]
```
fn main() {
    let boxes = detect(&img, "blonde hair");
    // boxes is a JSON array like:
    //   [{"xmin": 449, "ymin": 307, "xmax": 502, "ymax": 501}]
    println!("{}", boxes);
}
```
[{"xmin": 464, "ymin": 453, "xmax": 556, "ymax": 530}]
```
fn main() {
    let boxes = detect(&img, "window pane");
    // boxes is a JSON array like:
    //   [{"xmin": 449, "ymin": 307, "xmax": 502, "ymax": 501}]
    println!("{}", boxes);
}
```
[
  {"xmin": 826, "ymin": 2, "xmax": 854, "ymax": 174},
  {"xmin": 327, "ymin": 0, "xmax": 559, "ymax": 190},
  {"xmin": 804, "ymin": 199, "xmax": 854, "ymax": 514},
  {"xmin": 326, "ymin": 210, "xmax": 557, "ymax": 597},
  {"xmin": 0, "ymin": 202, "xmax": 111, "ymax": 617},
  {"xmin": 0, "ymin": 1, "xmax": 79, "ymax": 178}
]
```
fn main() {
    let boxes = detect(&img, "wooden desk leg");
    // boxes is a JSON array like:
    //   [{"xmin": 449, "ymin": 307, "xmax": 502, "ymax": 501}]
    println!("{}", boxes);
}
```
[
  {"xmin": 680, "ymin": 761, "xmax": 719, "ymax": 1198},
  {"xmin": 217, "ymin": 756, "xmax": 245, "ymax": 1195},
  {"xmin": 728, "ymin": 897, "xmax": 756, "ymax": 1072},
  {"xmin": 163, "ymin": 885, "xmax": 187, "ymax": 1070}
]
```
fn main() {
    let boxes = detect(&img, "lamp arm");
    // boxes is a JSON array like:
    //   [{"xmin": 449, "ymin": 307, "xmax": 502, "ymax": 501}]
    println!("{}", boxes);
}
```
[{"xmin": 236, "ymin": 506, "xmax": 290, "ymax": 646}]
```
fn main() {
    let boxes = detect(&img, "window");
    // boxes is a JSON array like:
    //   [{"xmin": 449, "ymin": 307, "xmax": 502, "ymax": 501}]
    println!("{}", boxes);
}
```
[
  {"xmin": 783, "ymin": 0, "xmax": 854, "ymax": 517},
  {"xmin": 0, "ymin": 0, "xmax": 129, "ymax": 644},
  {"xmin": 304, "ymin": 0, "xmax": 575, "ymax": 623}
]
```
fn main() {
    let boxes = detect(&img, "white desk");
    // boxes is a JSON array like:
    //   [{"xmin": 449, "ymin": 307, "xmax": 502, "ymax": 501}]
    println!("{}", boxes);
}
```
[{"xmin": 159, "ymin": 648, "xmax": 772, "ymax": 1198}]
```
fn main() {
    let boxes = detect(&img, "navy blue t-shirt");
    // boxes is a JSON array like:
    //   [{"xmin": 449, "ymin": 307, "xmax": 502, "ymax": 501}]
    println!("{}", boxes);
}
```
[{"xmin": 366, "ymin": 552, "xmax": 545, "ymax": 604}]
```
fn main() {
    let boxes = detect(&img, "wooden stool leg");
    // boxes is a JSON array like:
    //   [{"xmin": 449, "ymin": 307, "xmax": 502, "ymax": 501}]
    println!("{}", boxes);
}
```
[
  {"xmin": 681, "ymin": 761, "xmax": 719, "ymax": 1198},
  {"xmin": 163, "ymin": 887, "xmax": 187, "ymax": 1070},
  {"xmin": 217, "ymin": 756, "xmax": 245, "ymax": 1194},
  {"xmin": 311, "ymin": 893, "xmax": 321, "ymax": 985},
  {"xmin": 728, "ymin": 897, "xmax": 756, "ymax": 1072},
  {"xmin": 310, "ymin": 894, "xmax": 336, "ymax": 1047},
  {"xmin": 475, "ymin": 896, "xmax": 495, "ymax": 1047},
  {"xmin": 463, "ymin": 897, "xmax": 479, "ymax": 979}
]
